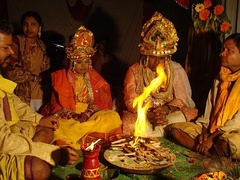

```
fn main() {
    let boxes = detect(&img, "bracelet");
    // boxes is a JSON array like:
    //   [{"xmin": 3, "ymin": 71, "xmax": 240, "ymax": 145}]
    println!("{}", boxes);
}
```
[{"xmin": 83, "ymin": 111, "xmax": 92, "ymax": 118}]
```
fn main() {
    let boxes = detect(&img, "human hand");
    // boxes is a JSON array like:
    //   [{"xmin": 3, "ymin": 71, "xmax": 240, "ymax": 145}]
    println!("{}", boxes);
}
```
[
  {"xmin": 147, "ymin": 109, "xmax": 168, "ymax": 126},
  {"xmin": 196, "ymin": 137, "xmax": 213, "ymax": 157},
  {"xmin": 197, "ymin": 130, "xmax": 209, "ymax": 144},
  {"xmin": 147, "ymin": 106, "xmax": 169, "ymax": 126},
  {"xmin": 78, "ymin": 113, "xmax": 88, "ymax": 123},
  {"xmin": 72, "ymin": 113, "xmax": 81, "ymax": 120},
  {"xmin": 59, "ymin": 146, "xmax": 79, "ymax": 166},
  {"xmin": 39, "ymin": 116, "xmax": 59, "ymax": 130},
  {"xmin": 152, "ymin": 105, "xmax": 170, "ymax": 115}
]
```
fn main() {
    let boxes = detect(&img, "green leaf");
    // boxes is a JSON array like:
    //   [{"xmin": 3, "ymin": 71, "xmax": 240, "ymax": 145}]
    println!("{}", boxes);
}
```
[{"xmin": 100, "ymin": 169, "xmax": 120, "ymax": 180}]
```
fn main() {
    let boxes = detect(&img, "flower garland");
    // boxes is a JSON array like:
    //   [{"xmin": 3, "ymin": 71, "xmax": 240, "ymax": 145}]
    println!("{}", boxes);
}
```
[{"xmin": 192, "ymin": 0, "xmax": 231, "ymax": 35}]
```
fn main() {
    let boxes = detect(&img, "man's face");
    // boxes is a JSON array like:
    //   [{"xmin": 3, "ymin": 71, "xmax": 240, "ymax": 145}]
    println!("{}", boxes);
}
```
[
  {"xmin": 0, "ymin": 33, "xmax": 14, "ymax": 70},
  {"xmin": 148, "ymin": 56, "xmax": 165, "ymax": 71},
  {"xmin": 221, "ymin": 39, "xmax": 240, "ymax": 72}
]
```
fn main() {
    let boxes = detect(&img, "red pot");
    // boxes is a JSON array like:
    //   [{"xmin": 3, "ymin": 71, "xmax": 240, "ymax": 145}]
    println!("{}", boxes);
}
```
[{"xmin": 81, "ymin": 143, "xmax": 101, "ymax": 180}]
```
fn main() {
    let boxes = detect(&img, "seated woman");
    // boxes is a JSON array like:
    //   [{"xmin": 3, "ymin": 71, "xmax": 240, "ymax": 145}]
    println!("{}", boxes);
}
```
[{"xmin": 41, "ymin": 26, "xmax": 122, "ymax": 149}]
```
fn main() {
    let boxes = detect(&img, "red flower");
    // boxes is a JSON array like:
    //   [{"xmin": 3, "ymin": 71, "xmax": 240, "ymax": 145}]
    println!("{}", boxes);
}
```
[
  {"xmin": 214, "ymin": 4, "xmax": 224, "ymax": 15},
  {"xmin": 203, "ymin": 0, "xmax": 212, "ymax": 8},
  {"xmin": 199, "ymin": 9, "xmax": 210, "ymax": 21},
  {"xmin": 220, "ymin": 21, "xmax": 230, "ymax": 32}
]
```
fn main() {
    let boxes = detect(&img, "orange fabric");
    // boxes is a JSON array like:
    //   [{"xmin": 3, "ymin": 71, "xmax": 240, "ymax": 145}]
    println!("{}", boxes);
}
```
[
  {"xmin": 41, "ymin": 68, "xmax": 112, "ymax": 115},
  {"xmin": 209, "ymin": 67, "xmax": 240, "ymax": 133},
  {"xmin": 88, "ymin": 68, "xmax": 113, "ymax": 109}
]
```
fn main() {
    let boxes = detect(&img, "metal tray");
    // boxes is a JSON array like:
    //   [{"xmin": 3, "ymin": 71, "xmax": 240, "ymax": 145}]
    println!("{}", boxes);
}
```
[{"xmin": 103, "ymin": 148, "xmax": 176, "ymax": 174}]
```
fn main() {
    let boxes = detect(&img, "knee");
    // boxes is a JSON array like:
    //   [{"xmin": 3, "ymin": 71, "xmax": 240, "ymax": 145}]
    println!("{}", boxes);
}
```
[
  {"xmin": 25, "ymin": 156, "xmax": 51, "ymax": 180},
  {"xmin": 164, "ymin": 124, "xmax": 177, "ymax": 137},
  {"xmin": 170, "ymin": 127, "xmax": 181, "ymax": 138},
  {"xmin": 34, "ymin": 127, "xmax": 54, "ymax": 143}
]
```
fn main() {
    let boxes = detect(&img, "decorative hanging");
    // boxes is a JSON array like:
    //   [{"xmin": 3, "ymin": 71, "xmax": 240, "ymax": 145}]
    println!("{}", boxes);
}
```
[
  {"xmin": 174, "ymin": 0, "xmax": 190, "ymax": 9},
  {"xmin": 192, "ymin": 0, "xmax": 231, "ymax": 36},
  {"xmin": 66, "ymin": 0, "xmax": 93, "ymax": 21}
]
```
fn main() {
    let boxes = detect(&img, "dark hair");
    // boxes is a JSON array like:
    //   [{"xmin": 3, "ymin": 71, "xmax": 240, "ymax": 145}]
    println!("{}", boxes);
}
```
[
  {"xmin": 225, "ymin": 33, "xmax": 240, "ymax": 51},
  {"xmin": 21, "ymin": 11, "xmax": 43, "ymax": 26},
  {"xmin": 0, "ymin": 20, "xmax": 14, "ymax": 34}
]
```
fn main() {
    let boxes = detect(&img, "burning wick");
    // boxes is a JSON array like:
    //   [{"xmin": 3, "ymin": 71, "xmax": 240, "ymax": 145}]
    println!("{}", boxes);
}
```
[{"xmin": 85, "ymin": 139, "xmax": 101, "ymax": 151}]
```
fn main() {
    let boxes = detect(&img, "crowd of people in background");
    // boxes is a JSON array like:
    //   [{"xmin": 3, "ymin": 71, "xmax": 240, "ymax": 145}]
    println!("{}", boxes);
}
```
[{"xmin": 1, "ymin": 9, "xmax": 240, "ymax": 180}]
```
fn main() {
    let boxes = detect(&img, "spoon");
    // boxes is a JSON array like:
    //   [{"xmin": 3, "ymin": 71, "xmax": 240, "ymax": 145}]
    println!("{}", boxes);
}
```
[{"xmin": 85, "ymin": 139, "xmax": 101, "ymax": 151}]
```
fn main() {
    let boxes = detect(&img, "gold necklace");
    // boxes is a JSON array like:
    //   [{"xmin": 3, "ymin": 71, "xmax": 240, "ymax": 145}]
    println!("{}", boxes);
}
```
[{"xmin": 75, "ymin": 75, "xmax": 88, "ymax": 103}]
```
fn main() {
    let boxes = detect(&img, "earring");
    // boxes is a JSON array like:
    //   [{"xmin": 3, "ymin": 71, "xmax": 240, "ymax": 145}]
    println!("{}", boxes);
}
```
[
  {"xmin": 166, "ymin": 55, "xmax": 171, "ymax": 61},
  {"xmin": 38, "ymin": 27, "xmax": 42, "ymax": 38},
  {"xmin": 89, "ymin": 59, "xmax": 92, "ymax": 69},
  {"xmin": 144, "ymin": 56, "xmax": 149, "ymax": 67},
  {"xmin": 71, "ymin": 61, "xmax": 76, "ymax": 73},
  {"xmin": 38, "ymin": 31, "xmax": 41, "ymax": 38}
]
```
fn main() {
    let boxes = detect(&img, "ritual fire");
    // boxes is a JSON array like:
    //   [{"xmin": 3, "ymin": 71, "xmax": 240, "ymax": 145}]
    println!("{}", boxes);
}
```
[
  {"xmin": 132, "ymin": 63, "xmax": 167, "ymax": 145},
  {"xmin": 104, "ymin": 64, "xmax": 175, "ymax": 173}
]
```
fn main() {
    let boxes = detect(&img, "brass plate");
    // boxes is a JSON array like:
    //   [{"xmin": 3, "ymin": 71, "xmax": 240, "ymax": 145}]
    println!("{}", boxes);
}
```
[{"xmin": 104, "ymin": 148, "xmax": 176, "ymax": 174}]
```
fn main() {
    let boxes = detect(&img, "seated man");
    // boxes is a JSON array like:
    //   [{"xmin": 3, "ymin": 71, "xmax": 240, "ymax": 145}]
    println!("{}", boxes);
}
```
[
  {"xmin": 121, "ymin": 12, "xmax": 198, "ymax": 137},
  {"xmin": 166, "ymin": 33, "xmax": 240, "ymax": 159},
  {"xmin": 0, "ymin": 20, "xmax": 78, "ymax": 180},
  {"xmin": 41, "ymin": 26, "xmax": 122, "ymax": 149}
]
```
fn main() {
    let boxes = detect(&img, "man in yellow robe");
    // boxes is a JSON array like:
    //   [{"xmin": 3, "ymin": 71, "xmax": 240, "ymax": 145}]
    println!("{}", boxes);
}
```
[
  {"xmin": 166, "ymin": 33, "xmax": 240, "ymax": 160},
  {"xmin": 0, "ymin": 20, "xmax": 78, "ymax": 180}
]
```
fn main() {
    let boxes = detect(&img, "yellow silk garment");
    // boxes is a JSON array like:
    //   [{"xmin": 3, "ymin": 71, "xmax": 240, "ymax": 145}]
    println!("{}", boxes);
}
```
[
  {"xmin": 54, "ymin": 110, "xmax": 122, "ymax": 149},
  {"xmin": 53, "ymin": 75, "xmax": 122, "ymax": 149},
  {"xmin": 209, "ymin": 67, "xmax": 240, "ymax": 133},
  {"xmin": 0, "ymin": 155, "xmax": 25, "ymax": 180}
]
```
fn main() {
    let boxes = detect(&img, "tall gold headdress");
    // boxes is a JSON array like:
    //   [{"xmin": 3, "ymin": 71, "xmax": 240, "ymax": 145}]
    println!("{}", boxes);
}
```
[
  {"xmin": 65, "ymin": 26, "xmax": 96, "ymax": 59},
  {"xmin": 139, "ymin": 12, "xmax": 179, "ymax": 57}
]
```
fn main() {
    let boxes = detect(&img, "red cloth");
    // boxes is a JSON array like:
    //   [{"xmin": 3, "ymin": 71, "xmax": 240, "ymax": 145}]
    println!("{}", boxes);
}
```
[
  {"xmin": 175, "ymin": 0, "xmax": 189, "ymax": 9},
  {"xmin": 41, "ymin": 68, "xmax": 112, "ymax": 115}
]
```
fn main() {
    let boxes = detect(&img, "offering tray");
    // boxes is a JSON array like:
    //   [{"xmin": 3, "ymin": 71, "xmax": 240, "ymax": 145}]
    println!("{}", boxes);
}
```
[{"xmin": 104, "ymin": 136, "xmax": 176, "ymax": 174}]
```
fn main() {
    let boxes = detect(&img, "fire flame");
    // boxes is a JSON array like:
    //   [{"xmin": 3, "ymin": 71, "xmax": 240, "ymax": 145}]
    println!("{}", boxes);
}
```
[{"xmin": 132, "ymin": 63, "xmax": 167, "ymax": 145}]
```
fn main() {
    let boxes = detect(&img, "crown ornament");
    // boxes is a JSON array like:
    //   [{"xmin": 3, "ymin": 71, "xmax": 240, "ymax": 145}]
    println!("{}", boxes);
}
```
[
  {"xmin": 66, "ymin": 26, "xmax": 96, "ymax": 59},
  {"xmin": 139, "ymin": 12, "xmax": 179, "ymax": 57}
]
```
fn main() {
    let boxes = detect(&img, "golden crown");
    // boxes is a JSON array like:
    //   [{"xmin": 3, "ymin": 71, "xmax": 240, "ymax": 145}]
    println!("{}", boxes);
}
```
[
  {"xmin": 66, "ymin": 26, "xmax": 96, "ymax": 59},
  {"xmin": 139, "ymin": 12, "xmax": 179, "ymax": 57}
]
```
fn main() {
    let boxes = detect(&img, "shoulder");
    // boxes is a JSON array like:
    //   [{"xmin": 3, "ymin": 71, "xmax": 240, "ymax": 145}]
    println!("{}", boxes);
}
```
[
  {"xmin": 171, "ymin": 60, "xmax": 187, "ymax": 75},
  {"xmin": 171, "ymin": 60, "xmax": 184, "ymax": 70},
  {"xmin": 128, "ymin": 62, "xmax": 140, "ymax": 73},
  {"xmin": 88, "ymin": 68, "xmax": 108, "ymax": 83},
  {"xmin": 52, "ymin": 68, "xmax": 66, "ymax": 75},
  {"xmin": 51, "ymin": 68, "xmax": 67, "ymax": 78}
]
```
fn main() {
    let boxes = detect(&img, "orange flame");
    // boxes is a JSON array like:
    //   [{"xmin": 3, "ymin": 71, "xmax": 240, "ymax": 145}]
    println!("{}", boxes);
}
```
[{"xmin": 133, "ymin": 63, "xmax": 167, "ymax": 140}]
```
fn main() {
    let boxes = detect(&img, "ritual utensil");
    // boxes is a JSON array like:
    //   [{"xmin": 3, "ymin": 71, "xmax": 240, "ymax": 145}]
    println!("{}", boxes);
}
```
[
  {"xmin": 104, "ymin": 136, "xmax": 176, "ymax": 174},
  {"xmin": 81, "ymin": 142, "xmax": 101, "ymax": 180},
  {"xmin": 85, "ymin": 139, "xmax": 101, "ymax": 151}
]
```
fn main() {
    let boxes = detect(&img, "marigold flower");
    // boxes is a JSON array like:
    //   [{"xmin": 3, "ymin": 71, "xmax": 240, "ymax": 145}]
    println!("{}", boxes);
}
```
[
  {"xmin": 199, "ymin": 9, "xmax": 210, "ymax": 21},
  {"xmin": 220, "ymin": 21, "xmax": 230, "ymax": 32},
  {"xmin": 193, "ymin": 0, "xmax": 231, "ymax": 34},
  {"xmin": 203, "ymin": 0, "xmax": 212, "ymax": 8},
  {"xmin": 214, "ymin": 4, "xmax": 224, "ymax": 15},
  {"xmin": 195, "ymin": 3, "xmax": 205, "ymax": 12}
]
